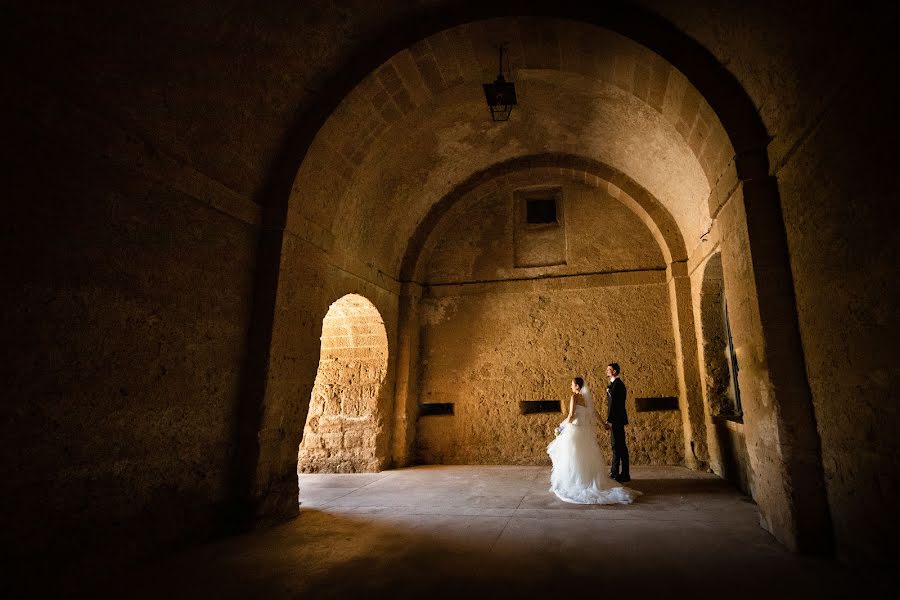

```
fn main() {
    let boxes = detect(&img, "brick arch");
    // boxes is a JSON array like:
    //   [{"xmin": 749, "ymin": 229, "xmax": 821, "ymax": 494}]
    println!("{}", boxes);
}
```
[
  {"xmin": 400, "ymin": 153, "xmax": 688, "ymax": 282},
  {"xmin": 291, "ymin": 17, "xmax": 735, "ymax": 222},
  {"xmin": 287, "ymin": 18, "xmax": 737, "ymax": 269},
  {"xmin": 257, "ymin": 1, "xmax": 769, "ymax": 222}
]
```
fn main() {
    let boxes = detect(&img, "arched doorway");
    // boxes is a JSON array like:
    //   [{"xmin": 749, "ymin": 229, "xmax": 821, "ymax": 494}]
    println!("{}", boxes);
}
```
[{"xmin": 298, "ymin": 294, "xmax": 389, "ymax": 473}]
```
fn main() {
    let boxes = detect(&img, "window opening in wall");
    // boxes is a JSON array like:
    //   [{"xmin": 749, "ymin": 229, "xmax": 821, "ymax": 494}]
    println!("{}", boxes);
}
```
[
  {"xmin": 526, "ymin": 198, "xmax": 557, "ymax": 224},
  {"xmin": 635, "ymin": 397, "xmax": 680, "ymax": 412},
  {"xmin": 519, "ymin": 399, "xmax": 562, "ymax": 414},
  {"xmin": 514, "ymin": 186, "xmax": 566, "ymax": 268},
  {"xmin": 722, "ymin": 298, "xmax": 743, "ymax": 417},
  {"xmin": 420, "ymin": 403, "xmax": 454, "ymax": 416}
]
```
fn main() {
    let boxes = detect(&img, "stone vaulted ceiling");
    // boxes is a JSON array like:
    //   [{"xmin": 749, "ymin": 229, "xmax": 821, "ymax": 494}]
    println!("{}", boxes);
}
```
[{"xmin": 289, "ymin": 18, "xmax": 735, "ymax": 277}]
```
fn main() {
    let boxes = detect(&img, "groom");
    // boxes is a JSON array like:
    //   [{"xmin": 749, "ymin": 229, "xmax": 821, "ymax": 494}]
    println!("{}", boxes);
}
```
[{"xmin": 604, "ymin": 363, "xmax": 630, "ymax": 482}]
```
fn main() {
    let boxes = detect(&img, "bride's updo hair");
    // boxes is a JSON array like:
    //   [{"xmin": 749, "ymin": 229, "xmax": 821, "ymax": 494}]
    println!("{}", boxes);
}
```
[{"xmin": 573, "ymin": 376, "xmax": 585, "ymax": 390}]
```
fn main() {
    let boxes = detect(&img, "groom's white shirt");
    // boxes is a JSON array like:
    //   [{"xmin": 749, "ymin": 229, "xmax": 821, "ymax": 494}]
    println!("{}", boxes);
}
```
[{"xmin": 609, "ymin": 375, "xmax": 618, "ymax": 383}]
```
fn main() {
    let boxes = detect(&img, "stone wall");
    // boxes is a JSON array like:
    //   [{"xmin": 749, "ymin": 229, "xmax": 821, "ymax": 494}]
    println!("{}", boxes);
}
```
[
  {"xmin": 773, "ymin": 57, "xmax": 899, "ymax": 564},
  {"xmin": 416, "ymin": 284, "xmax": 684, "ymax": 465},
  {"xmin": 655, "ymin": 1, "xmax": 898, "ymax": 564},
  {"xmin": 414, "ymin": 177, "xmax": 683, "ymax": 465},
  {"xmin": 711, "ymin": 419, "xmax": 753, "ymax": 497},
  {"xmin": 2, "ymin": 83, "xmax": 258, "ymax": 584}
]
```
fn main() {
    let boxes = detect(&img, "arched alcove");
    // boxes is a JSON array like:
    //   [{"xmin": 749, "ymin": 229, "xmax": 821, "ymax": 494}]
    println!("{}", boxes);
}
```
[
  {"xmin": 410, "ymin": 166, "xmax": 686, "ymax": 466},
  {"xmin": 297, "ymin": 294, "xmax": 389, "ymax": 473},
  {"xmin": 698, "ymin": 252, "xmax": 752, "ymax": 496},
  {"xmin": 698, "ymin": 253, "xmax": 739, "ymax": 418}
]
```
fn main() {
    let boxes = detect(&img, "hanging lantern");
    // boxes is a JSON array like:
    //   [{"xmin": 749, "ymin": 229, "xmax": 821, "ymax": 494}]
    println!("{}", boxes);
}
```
[{"xmin": 482, "ymin": 44, "xmax": 517, "ymax": 121}]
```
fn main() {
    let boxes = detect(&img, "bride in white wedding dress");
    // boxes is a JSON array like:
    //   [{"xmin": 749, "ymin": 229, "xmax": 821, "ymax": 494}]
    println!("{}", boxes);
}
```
[{"xmin": 547, "ymin": 377, "xmax": 640, "ymax": 504}]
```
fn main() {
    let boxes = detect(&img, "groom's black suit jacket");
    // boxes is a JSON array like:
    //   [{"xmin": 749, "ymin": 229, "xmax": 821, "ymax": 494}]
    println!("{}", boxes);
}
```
[{"xmin": 606, "ymin": 378, "xmax": 628, "ymax": 425}]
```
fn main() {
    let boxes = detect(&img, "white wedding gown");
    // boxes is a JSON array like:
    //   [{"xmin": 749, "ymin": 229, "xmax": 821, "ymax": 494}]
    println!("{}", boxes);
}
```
[{"xmin": 547, "ymin": 391, "xmax": 640, "ymax": 505}]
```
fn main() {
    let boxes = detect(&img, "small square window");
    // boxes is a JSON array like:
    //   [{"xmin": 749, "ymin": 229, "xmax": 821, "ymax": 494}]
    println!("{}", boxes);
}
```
[{"xmin": 526, "ymin": 198, "xmax": 557, "ymax": 224}]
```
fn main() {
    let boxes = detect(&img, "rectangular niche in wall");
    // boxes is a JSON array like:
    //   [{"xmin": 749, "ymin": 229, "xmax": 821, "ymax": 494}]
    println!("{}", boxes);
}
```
[
  {"xmin": 519, "ymin": 399, "xmax": 562, "ymax": 414},
  {"xmin": 514, "ymin": 186, "xmax": 567, "ymax": 268},
  {"xmin": 635, "ymin": 397, "xmax": 680, "ymax": 412},
  {"xmin": 420, "ymin": 402, "xmax": 454, "ymax": 416}
]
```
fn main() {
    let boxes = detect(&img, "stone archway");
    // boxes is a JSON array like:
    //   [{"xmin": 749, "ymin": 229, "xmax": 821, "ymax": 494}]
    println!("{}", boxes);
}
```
[
  {"xmin": 393, "ymin": 154, "xmax": 706, "ymax": 470},
  {"xmin": 404, "ymin": 163, "xmax": 687, "ymax": 466},
  {"xmin": 242, "ymin": 7, "xmax": 832, "ymax": 556},
  {"xmin": 298, "ymin": 294, "xmax": 389, "ymax": 474}
]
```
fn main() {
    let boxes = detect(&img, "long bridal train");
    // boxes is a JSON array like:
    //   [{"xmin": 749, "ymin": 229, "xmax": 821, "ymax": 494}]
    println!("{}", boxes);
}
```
[{"xmin": 547, "ymin": 386, "xmax": 640, "ymax": 505}]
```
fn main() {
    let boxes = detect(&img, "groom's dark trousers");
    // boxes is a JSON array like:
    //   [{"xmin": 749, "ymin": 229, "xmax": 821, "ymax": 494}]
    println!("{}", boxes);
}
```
[
  {"xmin": 610, "ymin": 423, "xmax": 629, "ymax": 479},
  {"xmin": 606, "ymin": 377, "xmax": 629, "ymax": 479}
]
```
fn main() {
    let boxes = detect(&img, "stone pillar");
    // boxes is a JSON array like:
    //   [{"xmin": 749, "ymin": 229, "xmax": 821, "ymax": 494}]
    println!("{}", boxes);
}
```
[
  {"xmin": 248, "ymin": 234, "xmax": 330, "ymax": 524},
  {"xmin": 391, "ymin": 282, "xmax": 423, "ymax": 467},
  {"xmin": 667, "ymin": 261, "xmax": 709, "ymax": 470},
  {"xmin": 228, "ymin": 224, "xmax": 287, "ymax": 530},
  {"xmin": 715, "ymin": 156, "xmax": 832, "ymax": 553}
]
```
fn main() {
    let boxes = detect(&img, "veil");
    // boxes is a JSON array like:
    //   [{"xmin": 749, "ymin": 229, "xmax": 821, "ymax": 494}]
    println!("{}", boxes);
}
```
[{"xmin": 579, "ymin": 383, "xmax": 596, "ymax": 426}]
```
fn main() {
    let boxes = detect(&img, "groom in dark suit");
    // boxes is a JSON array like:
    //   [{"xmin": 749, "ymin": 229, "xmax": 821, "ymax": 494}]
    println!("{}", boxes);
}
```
[{"xmin": 604, "ymin": 362, "xmax": 630, "ymax": 482}]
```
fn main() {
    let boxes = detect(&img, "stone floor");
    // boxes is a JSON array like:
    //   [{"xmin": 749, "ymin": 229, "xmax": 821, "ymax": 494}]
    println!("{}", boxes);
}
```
[{"xmin": 95, "ymin": 466, "xmax": 888, "ymax": 599}]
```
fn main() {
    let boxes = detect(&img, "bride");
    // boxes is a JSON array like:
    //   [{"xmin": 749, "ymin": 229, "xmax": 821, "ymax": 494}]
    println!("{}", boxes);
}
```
[{"xmin": 547, "ymin": 377, "xmax": 640, "ymax": 504}]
